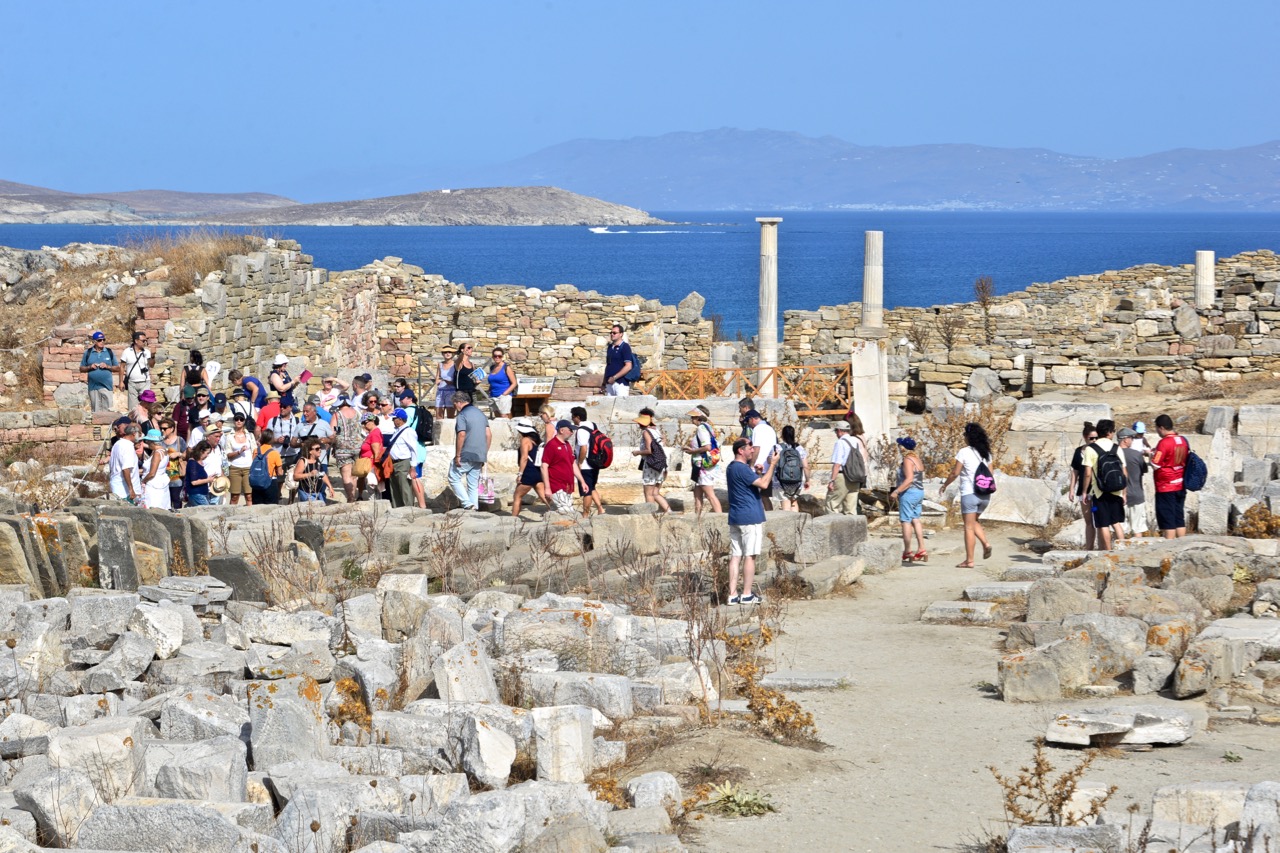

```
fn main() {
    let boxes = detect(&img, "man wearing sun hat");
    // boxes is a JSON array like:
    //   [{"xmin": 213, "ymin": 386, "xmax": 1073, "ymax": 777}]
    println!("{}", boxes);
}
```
[{"xmin": 80, "ymin": 330, "xmax": 119, "ymax": 413}]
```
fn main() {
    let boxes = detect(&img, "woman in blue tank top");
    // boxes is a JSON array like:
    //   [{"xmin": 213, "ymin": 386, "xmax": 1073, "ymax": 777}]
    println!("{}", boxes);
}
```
[{"xmin": 487, "ymin": 347, "xmax": 517, "ymax": 418}]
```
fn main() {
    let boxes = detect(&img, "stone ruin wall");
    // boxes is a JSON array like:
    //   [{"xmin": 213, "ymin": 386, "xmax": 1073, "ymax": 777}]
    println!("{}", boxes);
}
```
[{"xmin": 783, "ymin": 250, "xmax": 1280, "ymax": 408}]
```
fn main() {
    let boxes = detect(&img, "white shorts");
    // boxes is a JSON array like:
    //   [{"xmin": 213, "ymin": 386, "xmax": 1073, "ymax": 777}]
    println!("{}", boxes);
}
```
[
  {"xmin": 729, "ymin": 523, "xmax": 763, "ymax": 558},
  {"xmin": 606, "ymin": 382, "xmax": 630, "ymax": 397},
  {"xmin": 1126, "ymin": 503, "xmax": 1148, "ymax": 535},
  {"xmin": 492, "ymin": 395, "xmax": 513, "ymax": 416}
]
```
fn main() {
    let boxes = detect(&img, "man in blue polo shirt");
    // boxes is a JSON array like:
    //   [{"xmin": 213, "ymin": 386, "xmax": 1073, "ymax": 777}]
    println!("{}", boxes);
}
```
[
  {"xmin": 603, "ymin": 323, "xmax": 634, "ymax": 397},
  {"xmin": 725, "ymin": 437, "xmax": 779, "ymax": 606},
  {"xmin": 79, "ymin": 330, "xmax": 119, "ymax": 412}
]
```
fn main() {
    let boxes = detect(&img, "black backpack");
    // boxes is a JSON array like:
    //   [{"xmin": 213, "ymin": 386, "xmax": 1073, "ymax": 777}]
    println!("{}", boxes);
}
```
[
  {"xmin": 1091, "ymin": 442, "xmax": 1127, "ymax": 493},
  {"xmin": 1183, "ymin": 450, "xmax": 1208, "ymax": 492},
  {"xmin": 414, "ymin": 405, "xmax": 434, "ymax": 445}
]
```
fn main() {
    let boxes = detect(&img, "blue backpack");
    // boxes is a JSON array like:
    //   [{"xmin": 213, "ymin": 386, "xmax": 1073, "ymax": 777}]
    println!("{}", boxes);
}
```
[
  {"xmin": 624, "ymin": 353, "xmax": 643, "ymax": 383},
  {"xmin": 249, "ymin": 447, "xmax": 274, "ymax": 490},
  {"xmin": 1183, "ymin": 450, "xmax": 1208, "ymax": 492}
]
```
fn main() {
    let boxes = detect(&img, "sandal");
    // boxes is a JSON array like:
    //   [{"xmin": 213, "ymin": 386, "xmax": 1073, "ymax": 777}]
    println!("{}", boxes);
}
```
[
  {"xmin": 956, "ymin": 561, "xmax": 975, "ymax": 568},
  {"xmin": 902, "ymin": 550, "xmax": 915, "ymax": 563},
  {"xmin": 983, "ymin": 544, "xmax": 993, "ymax": 560},
  {"xmin": 912, "ymin": 550, "xmax": 928, "ymax": 563}
]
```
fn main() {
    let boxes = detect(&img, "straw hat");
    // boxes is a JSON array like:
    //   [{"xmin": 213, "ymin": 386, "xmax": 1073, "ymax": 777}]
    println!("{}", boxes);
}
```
[
  {"xmin": 686, "ymin": 405, "xmax": 711, "ymax": 420},
  {"xmin": 210, "ymin": 476, "xmax": 231, "ymax": 496},
  {"xmin": 633, "ymin": 414, "xmax": 653, "ymax": 427}
]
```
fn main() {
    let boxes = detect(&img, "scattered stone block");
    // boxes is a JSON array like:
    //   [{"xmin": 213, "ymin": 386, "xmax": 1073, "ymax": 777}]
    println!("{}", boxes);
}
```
[
  {"xmin": 12, "ymin": 767, "xmax": 99, "ymax": 847},
  {"xmin": 758, "ymin": 671, "xmax": 847, "ymax": 690},
  {"xmin": 531, "ymin": 705, "xmax": 593, "ymax": 783},
  {"xmin": 793, "ymin": 514, "xmax": 867, "ymax": 564},
  {"xmin": 460, "ymin": 714, "xmax": 516, "ymax": 789},
  {"xmin": 797, "ymin": 555, "xmax": 864, "ymax": 596},
  {"xmin": 1045, "ymin": 706, "xmax": 1194, "ymax": 746},
  {"xmin": 246, "ymin": 676, "xmax": 327, "ymax": 768},
  {"xmin": 625, "ymin": 771, "xmax": 683, "ymax": 814},
  {"xmin": 153, "ymin": 735, "xmax": 248, "ymax": 802},
  {"xmin": 46, "ymin": 715, "xmax": 150, "ymax": 802},
  {"xmin": 1006, "ymin": 824, "xmax": 1123, "ymax": 853},
  {"xmin": 921, "ymin": 601, "xmax": 1001, "ymax": 624},
  {"xmin": 1132, "ymin": 652, "xmax": 1177, "ymax": 695},
  {"xmin": 964, "ymin": 581, "xmax": 1034, "ymax": 604},
  {"xmin": 432, "ymin": 639, "xmax": 500, "ymax": 704},
  {"xmin": 1152, "ymin": 781, "xmax": 1249, "ymax": 827}
]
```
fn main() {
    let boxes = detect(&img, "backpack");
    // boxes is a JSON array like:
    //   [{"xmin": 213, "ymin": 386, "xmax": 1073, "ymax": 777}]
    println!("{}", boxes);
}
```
[
  {"xmin": 586, "ymin": 427, "xmax": 613, "ymax": 469},
  {"xmin": 1091, "ymin": 442, "xmax": 1127, "ymax": 494},
  {"xmin": 641, "ymin": 427, "xmax": 666, "ymax": 470},
  {"xmin": 840, "ymin": 436, "xmax": 867, "ymax": 484},
  {"xmin": 697, "ymin": 426, "xmax": 721, "ymax": 470},
  {"xmin": 1183, "ymin": 450, "xmax": 1208, "ymax": 492},
  {"xmin": 624, "ymin": 353, "xmax": 643, "ymax": 384},
  {"xmin": 414, "ymin": 405, "xmax": 434, "ymax": 445},
  {"xmin": 973, "ymin": 460, "xmax": 997, "ymax": 495},
  {"xmin": 777, "ymin": 445, "xmax": 805, "ymax": 487},
  {"xmin": 249, "ymin": 447, "xmax": 273, "ymax": 490}
]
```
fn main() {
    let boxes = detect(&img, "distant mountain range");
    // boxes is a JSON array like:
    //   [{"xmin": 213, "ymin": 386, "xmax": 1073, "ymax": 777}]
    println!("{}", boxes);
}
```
[
  {"xmin": 0, "ymin": 182, "xmax": 662, "ymax": 226},
  {"xmin": 471, "ymin": 129, "xmax": 1280, "ymax": 212}
]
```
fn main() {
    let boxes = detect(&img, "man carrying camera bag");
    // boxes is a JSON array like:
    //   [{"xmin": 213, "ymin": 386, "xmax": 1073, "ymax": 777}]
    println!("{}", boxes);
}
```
[{"xmin": 120, "ymin": 331, "xmax": 153, "ymax": 410}]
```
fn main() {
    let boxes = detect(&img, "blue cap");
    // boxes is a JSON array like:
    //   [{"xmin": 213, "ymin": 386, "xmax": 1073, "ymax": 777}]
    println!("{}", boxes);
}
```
[
  {"xmin": 144, "ymin": 428, "xmax": 164, "ymax": 442},
  {"xmin": 393, "ymin": 407, "xmax": 408, "ymax": 420},
  {"xmin": 896, "ymin": 436, "xmax": 917, "ymax": 450},
  {"xmin": 279, "ymin": 394, "xmax": 296, "ymax": 408},
  {"xmin": 1133, "ymin": 421, "xmax": 1147, "ymax": 433},
  {"xmin": 91, "ymin": 331, "xmax": 105, "ymax": 341}
]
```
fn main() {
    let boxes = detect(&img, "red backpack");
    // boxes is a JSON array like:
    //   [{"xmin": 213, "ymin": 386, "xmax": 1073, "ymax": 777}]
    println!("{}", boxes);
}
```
[{"xmin": 586, "ymin": 427, "xmax": 614, "ymax": 469}]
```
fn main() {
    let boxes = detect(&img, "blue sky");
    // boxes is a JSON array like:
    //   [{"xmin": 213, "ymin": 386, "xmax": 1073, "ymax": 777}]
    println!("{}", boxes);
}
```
[{"xmin": 4, "ymin": 0, "xmax": 1278, "ymax": 202}]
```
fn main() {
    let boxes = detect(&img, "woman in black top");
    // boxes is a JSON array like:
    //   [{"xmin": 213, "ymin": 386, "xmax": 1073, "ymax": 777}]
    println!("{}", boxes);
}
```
[{"xmin": 292, "ymin": 438, "xmax": 332, "ymax": 503}]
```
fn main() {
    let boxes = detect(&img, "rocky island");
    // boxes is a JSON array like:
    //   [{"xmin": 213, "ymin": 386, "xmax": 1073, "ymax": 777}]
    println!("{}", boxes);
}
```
[{"xmin": 0, "ymin": 181, "xmax": 666, "ymax": 227}]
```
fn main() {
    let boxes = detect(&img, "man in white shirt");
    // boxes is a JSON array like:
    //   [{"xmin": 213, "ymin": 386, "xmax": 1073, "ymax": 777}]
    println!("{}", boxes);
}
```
[
  {"xmin": 295, "ymin": 403, "xmax": 335, "ymax": 468},
  {"xmin": 571, "ymin": 406, "xmax": 605, "ymax": 517},
  {"xmin": 108, "ymin": 425, "xmax": 142, "ymax": 502},
  {"xmin": 386, "ymin": 408, "xmax": 418, "ymax": 508},
  {"xmin": 120, "ymin": 331, "xmax": 152, "ymax": 410},
  {"xmin": 825, "ymin": 420, "xmax": 863, "ymax": 515},
  {"xmin": 744, "ymin": 410, "xmax": 777, "ymax": 511}
]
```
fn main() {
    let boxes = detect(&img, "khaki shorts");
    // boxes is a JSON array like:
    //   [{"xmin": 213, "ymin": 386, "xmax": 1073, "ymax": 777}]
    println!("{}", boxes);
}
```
[
  {"xmin": 729, "ymin": 523, "xmax": 763, "ymax": 558},
  {"xmin": 228, "ymin": 467, "xmax": 251, "ymax": 495}
]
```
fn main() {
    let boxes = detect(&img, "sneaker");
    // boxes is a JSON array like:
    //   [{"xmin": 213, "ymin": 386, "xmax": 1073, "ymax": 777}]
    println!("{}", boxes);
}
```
[
  {"xmin": 725, "ymin": 595, "xmax": 741, "ymax": 606},
  {"xmin": 739, "ymin": 593, "xmax": 762, "ymax": 606}
]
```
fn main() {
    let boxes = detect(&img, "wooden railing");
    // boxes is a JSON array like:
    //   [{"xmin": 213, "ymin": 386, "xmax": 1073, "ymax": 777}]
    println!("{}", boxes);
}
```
[{"xmin": 645, "ymin": 363, "xmax": 853, "ymax": 417}]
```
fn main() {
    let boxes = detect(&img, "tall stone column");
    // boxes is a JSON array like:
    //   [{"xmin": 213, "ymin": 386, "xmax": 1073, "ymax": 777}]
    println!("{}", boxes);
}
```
[
  {"xmin": 861, "ymin": 230, "xmax": 884, "ymax": 328},
  {"xmin": 756, "ymin": 217, "xmax": 782, "ymax": 395},
  {"xmin": 1195, "ymin": 250, "xmax": 1215, "ymax": 309}
]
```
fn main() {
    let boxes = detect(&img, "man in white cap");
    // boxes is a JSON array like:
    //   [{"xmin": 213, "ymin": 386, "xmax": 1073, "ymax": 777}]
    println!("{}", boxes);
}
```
[{"xmin": 826, "ymin": 420, "xmax": 862, "ymax": 515}]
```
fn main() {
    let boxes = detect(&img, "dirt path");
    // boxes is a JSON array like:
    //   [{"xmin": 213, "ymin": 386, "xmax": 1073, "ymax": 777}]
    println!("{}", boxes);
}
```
[{"xmin": 683, "ymin": 526, "xmax": 1280, "ymax": 852}]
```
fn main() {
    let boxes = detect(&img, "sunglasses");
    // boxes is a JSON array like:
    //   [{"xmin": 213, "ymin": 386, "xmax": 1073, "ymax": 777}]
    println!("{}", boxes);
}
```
[{"xmin": 196, "ymin": 394, "xmax": 209, "ymax": 398}]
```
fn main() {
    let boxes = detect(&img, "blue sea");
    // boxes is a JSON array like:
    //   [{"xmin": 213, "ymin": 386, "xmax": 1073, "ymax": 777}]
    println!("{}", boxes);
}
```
[{"xmin": 2, "ymin": 212, "xmax": 1279, "ymax": 336}]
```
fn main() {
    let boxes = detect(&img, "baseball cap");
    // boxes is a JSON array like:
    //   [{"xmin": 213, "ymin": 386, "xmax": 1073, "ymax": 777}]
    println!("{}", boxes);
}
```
[
  {"xmin": 197, "ymin": 408, "xmax": 211, "ymax": 420},
  {"xmin": 1133, "ymin": 421, "xmax": 1147, "ymax": 434},
  {"xmin": 232, "ymin": 412, "xmax": 247, "ymax": 421},
  {"xmin": 183, "ymin": 386, "xmax": 197, "ymax": 399},
  {"xmin": 306, "ymin": 393, "xmax": 321, "ymax": 405},
  {"xmin": 744, "ymin": 409, "xmax": 763, "ymax": 420},
  {"xmin": 358, "ymin": 373, "xmax": 373, "ymax": 383},
  {"xmin": 213, "ymin": 392, "xmax": 227, "ymax": 406},
  {"xmin": 279, "ymin": 395, "xmax": 296, "ymax": 408},
  {"xmin": 392, "ymin": 407, "xmax": 408, "ymax": 420},
  {"xmin": 144, "ymin": 428, "xmax": 163, "ymax": 442},
  {"xmin": 833, "ymin": 420, "xmax": 851, "ymax": 431},
  {"xmin": 112, "ymin": 416, "xmax": 132, "ymax": 429},
  {"xmin": 91, "ymin": 331, "xmax": 105, "ymax": 341},
  {"xmin": 555, "ymin": 419, "xmax": 573, "ymax": 431}
]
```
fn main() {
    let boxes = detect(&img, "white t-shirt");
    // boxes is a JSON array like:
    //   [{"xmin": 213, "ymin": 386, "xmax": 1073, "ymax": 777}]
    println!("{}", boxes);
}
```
[
  {"xmin": 575, "ymin": 421, "xmax": 596, "ymax": 471},
  {"xmin": 956, "ymin": 446, "xmax": 990, "ymax": 497},
  {"xmin": 204, "ymin": 441, "xmax": 226, "ymax": 476},
  {"xmin": 108, "ymin": 440, "xmax": 140, "ymax": 498},
  {"xmin": 227, "ymin": 431, "xmax": 255, "ymax": 469},
  {"xmin": 120, "ymin": 346, "xmax": 151, "ymax": 386},
  {"xmin": 830, "ymin": 434, "xmax": 860, "ymax": 466},
  {"xmin": 750, "ymin": 421, "xmax": 778, "ymax": 471}
]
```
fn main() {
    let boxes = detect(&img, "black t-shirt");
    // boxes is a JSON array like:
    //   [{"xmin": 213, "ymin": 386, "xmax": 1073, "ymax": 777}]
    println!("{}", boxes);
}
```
[{"xmin": 1070, "ymin": 446, "xmax": 1087, "ymax": 496}]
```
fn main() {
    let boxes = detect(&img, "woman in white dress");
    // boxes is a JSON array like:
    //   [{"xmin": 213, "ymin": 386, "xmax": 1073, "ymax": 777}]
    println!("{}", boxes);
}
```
[
  {"xmin": 140, "ymin": 429, "xmax": 172, "ymax": 510},
  {"xmin": 682, "ymin": 404, "xmax": 723, "ymax": 516}
]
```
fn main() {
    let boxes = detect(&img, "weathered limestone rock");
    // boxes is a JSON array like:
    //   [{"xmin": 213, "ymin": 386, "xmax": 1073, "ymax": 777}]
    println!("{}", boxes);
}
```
[
  {"xmin": 96, "ymin": 517, "xmax": 140, "ymax": 591},
  {"xmin": 980, "ymin": 476, "xmax": 1058, "ymax": 527},
  {"xmin": 247, "ymin": 676, "xmax": 327, "ymax": 768},
  {"xmin": 77, "ymin": 800, "xmax": 254, "ymax": 853},
  {"xmin": 128, "ymin": 602, "xmax": 185, "ymax": 660},
  {"xmin": 793, "ymin": 514, "xmax": 867, "ymax": 564},
  {"xmin": 82, "ymin": 631, "xmax": 156, "ymax": 693},
  {"xmin": 1045, "ymin": 706, "xmax": 1194, "ymax": 746},
  {"xmin": 46, "ymin": 715, "xmax": 150, "ymax": 801},
  {"xmin": 531, "ymin": 705, "xmax": 594, "ymax": 784},
  {"xmin": 526, "ymin": 672, "xmax": 634, "ymax": 720},
  {"xmin": 159, "ymin": 690, "xmax": 249, "ymax": 742},
  {"xmin": 68, "ymin": 590, "xmax": 140, "ymax": 644},
  {"xmin": 432, "ymin": 639, "xmax": 500, "ymax": 704},
  {"xmin": 1132, "ymin": 652, "xmax": 1177, "ymax": 695},
  {"xmin": 1027, "ymin": 578, "xmax": 1098, "ymax": 623},
  {"xmin": 625, "ymin": 771, "xmax": 683, "ymax": 814},
  {"xmin": 12, "ymin": 767, "xmax": 99, "ymax": 847},
  {"xmin": 797, "ymin": 555, "xmax": 864, "ymax": 596},
  {"xmin": 1152, "ymin": 781, "xmax": 1249, "ymax": 826},
  {"xmin": 153, "ymin": 735, "xmax": 248, "ymax": 802},
  {"xmin": 1010, "ymin": 401, "xmax": 1110, "ymax": 433},
  {"xmin": 460, "ymin": 715, "xmax": 516, "ymax": 789},
  {"xmin": 1006, "ymin": 824, "xmax": 1123, "ymax": 853}
]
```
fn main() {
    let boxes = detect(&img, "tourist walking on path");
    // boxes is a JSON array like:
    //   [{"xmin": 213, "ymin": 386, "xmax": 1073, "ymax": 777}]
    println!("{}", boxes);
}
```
[
  {"xmin": 889, "ymin": 437, "xmax": 927, "ymax": 563},
  {"xmin": 1067, "ymin": 422, "xmax": 1100, "ymax": 550},
  {"xmin": 449, "ymin": 390, "xmax": 492, "ymax": 510},
  {"xmin": 825, "ymin": 418, "xmax": 866, "ymax": 515},
  {"xmin": 487, "ymin": 347, "xmax": 517, "ymax": 418},
  {"xmin": 537, "ymin": 404, "xmax": 556, "ymax": 440},
  {"xmin": 725, "ymin": 437, "xmax": 779, "ymax": 606},
  {"xmin": 744, "ymin": 410, "xmax": 778, "ymax": 511},
  {"xmin": 357, "ymin": 415, "xmax": 385, "ymax": 501},
  {"xmin": 182, "ymin": 350, "xmax": 210, "ymax": 398},
  {"xmin": 541, "ymin": 419, "xmax": 590, "ymax": 514},
  {"xmin": 511, "ymin": 417, "xmax": 546, "ymax": 515},
  {"xmin": 226, "ymin": 413, "xmax": 256, "ymax": 506},
  {"xmin": 121, "ymin": 331, "xmax": 152, "ymax": 410},
  {"xmin": 775, "ymin": 424, "xmax": 810, "ymax": 512},
  {"xmin": 385, "ymin": 408, "xmax": 418, "ymax": 508},
  {"xmin": 632, "ymin": 409, "xmax": 670, "ymax": 513},
  {"xmin": 1118, "ymin": 427, "xmax": 1149, "ymax": 538},
  {"xmin": 250, "ymin": 430, "xmax": 283, "ymax": 506},
  {"xmin": 293, "ymin": 438, "xmax": 333, "ymax": 503},
  {"xmin": 183, "ymin": 441, "xmax": 215, "ymax": 507},
  {"xmin": 603, "ymin": 324, "xmax": 635, "ymax": 396},
  {"xmin": 942, "ymin": 422, "xmax": 995, "ymax": 567},
  {"xmin": 401, "ymin": 391, "xmax": 428, "ymax": 509},
  {"xmin": 108, "ymin": 424, "xmax": 141, "ymax": 503},
  {"xmin": 1082, "ymin": 419, "xmax": 1128, "ymax": 551},
  {"xmin": 331, "ymin": 398, "xmax": 364, "ymax": 502},
  {"xmin": 1151, "ymin": 413, "xmax": 1189, "ymax": 539},
  {"xmin": 140, "ymin": 429, "xmax": 171, "ymax": 511},
  {"xmin": 683, "ymin": 405, "xmax": 722, "ymax": 516},
  {"xmin": 571, "ymin": 406, "xmax": 606, "ymax": 517},
  {"xmin": 80, "ymin": 330, "xmax": 119, "ymax": 413},
  {"xmin": 158, "ymin": 418, "xmax": 186, "ymax": 508},
  {"xmin": 268, "ymin": 354, "xmax": 301, "ymax": 397},
  {"xmin": 435, "ymin": 344, "xmax": 457, "ymax": 418}
]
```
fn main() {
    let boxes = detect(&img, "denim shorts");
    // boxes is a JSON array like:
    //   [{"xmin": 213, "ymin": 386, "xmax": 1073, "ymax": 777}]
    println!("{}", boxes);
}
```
[
  {"xmin": 960, "ymin": 492, "xmax": 989, "ymax": 515},
  {"xmin": 898, "ymin": 486, "xmax": 924, "ymax": 522}
]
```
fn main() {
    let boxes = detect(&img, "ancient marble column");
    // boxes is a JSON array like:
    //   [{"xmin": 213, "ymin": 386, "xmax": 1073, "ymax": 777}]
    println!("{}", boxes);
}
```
[
  {"xmin": 861, "ymin": 230, "xmax": 884, "ymax": 328},
  {"xmin": 1195, "ymin": 250, "xmax": 1215, "ymax": 309},
  {"xmin": 756, "ymin": 217, "xmax": 782, "ymax": 395}
]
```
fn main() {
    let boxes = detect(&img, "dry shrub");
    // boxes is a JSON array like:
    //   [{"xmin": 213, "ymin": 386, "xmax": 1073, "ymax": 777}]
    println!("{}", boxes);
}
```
[
  {"xmin": 914, "ymin": 398, "xmax": 1012, "ymax": 478},
  {"xmin": 1235, "ymin": 503, "xmax": 1280, "ymax": 539},
  {"xmin": 1002, "ymin": 442, "xmax": 1059, "ymax": 481},
  {"xmin": 723, "ymin": 628, "xmax": 817, "ymax": 744},
  {"xmin": 989, "ymin": 737, "xmax": 1116, "ymax": 827},
  {"xmin": 934, "ymin": 307, "xmax": 964, "ymax": 352},
  {"xmin": 125, "ymin": 229, "xmax": 263, "ymax": 296}
]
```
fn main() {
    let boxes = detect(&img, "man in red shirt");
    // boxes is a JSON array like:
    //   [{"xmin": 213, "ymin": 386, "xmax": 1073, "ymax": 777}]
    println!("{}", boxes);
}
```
[
  {"xmin": 1151, "ymin": 413, "xmax": 1188, "ymax": 539},
  {"xmin": 540, "ymin": 419, "xmax": 589, "ymax": 513}
]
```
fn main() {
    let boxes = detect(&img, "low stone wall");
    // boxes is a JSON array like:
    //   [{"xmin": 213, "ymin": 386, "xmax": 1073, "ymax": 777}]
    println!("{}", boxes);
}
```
[{"xmin": 0, "ymin": 407, "xmax": 111, "ymax": 458}]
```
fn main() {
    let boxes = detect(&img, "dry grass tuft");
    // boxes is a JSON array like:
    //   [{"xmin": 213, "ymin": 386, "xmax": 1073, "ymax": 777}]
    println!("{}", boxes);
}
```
[{"xmin": 125, "ymin": 229, "xmax": 263, "ymax": 295}]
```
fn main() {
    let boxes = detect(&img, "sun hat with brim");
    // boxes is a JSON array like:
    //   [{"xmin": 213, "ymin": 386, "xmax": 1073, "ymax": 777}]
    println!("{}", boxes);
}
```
[
  {"xmin": 144, "ymin": 429, "xmax": 163, "ymax": 442},
  {"xmin": 686, "ymin": 405, "xmax": 711, "ymax": 419},
  {"xmin": 138, "ymin": 390, "xmax": 157, "ymax": 403},
  {"xmin": 210, "ymin": 476, "xmax": 231, "ymax": 496},
  {"xmin": 513, "ymin": 417, "xmax": 538, "ymax": 434},
  {"xmin": 337, "ymin": 396, "xmax": 353, "ymax": 408},
  {"xmin": 230, "ymin": 387, "xmax": 247, "ymax": 398},
  {"xmin": 633, "ymin": 414, "xmax": 653, "ymax": 427},
  {"xmin": 272, "ymin": 354, "xmax": 289, "ymax": 366}
]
